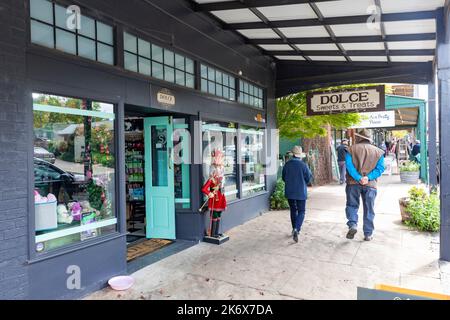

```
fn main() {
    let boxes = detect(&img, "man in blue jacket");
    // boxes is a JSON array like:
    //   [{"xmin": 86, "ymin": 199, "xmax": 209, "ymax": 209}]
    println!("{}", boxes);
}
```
[{"xmin": 282, "ymin": 146, "xmax": 312, "ymax": 243}]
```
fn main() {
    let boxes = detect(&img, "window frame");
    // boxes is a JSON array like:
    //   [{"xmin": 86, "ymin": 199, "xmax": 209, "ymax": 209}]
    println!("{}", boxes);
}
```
[
  {"xmin": 200, "ymin": 63, "xmax": 237, "ymax": 101},
  {"xmin": 238, "ymin": 79, "xmax": 265, "ymax": 109},
  {"xmin": 122, "ymin": 30, "xmax": 196, "ymax": 89}
]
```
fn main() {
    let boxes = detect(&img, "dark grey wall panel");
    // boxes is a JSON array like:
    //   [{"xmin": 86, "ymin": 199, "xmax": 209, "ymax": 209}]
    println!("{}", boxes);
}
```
[{"xmin": 28, "ymin": 237, "xmax": 126, "ymax": 300}]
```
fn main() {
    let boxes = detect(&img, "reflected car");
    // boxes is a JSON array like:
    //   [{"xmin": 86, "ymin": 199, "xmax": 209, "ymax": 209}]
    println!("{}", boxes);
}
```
[{"xmin": 34, "ymin": 147, "xmax": 56, "ymax": 164}]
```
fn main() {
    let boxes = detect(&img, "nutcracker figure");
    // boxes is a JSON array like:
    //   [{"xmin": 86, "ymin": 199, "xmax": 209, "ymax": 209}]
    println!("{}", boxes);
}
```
[{"xmin": 201, "ymin": 149, "xmax": 227, "ymax": 238}]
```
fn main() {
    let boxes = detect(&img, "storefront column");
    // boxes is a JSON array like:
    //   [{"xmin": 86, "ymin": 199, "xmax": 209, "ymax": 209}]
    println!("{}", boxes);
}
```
[
  {"xmin": 428, "ymin": 80, "xmax": 438, "ymax": 190},
  {"xmin": 437, "ymin": 7, "xmax": 450, "ymax": 261}
]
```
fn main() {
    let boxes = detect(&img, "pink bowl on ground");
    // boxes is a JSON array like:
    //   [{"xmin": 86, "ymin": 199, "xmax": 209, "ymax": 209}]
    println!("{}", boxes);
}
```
[{"xmin": 108, "ymin": 276, "xmax": 134, "ymax": 291}]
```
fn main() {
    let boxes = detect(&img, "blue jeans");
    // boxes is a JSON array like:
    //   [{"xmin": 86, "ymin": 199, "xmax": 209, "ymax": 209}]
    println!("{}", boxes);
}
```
[
  {"xmin": 338, "ymin": 161, "xmax": 346, "ymax": 184},
  {"xmin": 345, "ymin": 184, "xmax": 377, "ymax": 236},
  {"xmin": 288, "ymin": 199, "xmax": 306, "ymax": 232}
]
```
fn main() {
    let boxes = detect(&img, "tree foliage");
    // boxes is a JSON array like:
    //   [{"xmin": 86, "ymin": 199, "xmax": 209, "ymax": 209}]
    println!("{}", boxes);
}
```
[{"xmin": 277, "ymin": 84, "xmax": 383, "ymax": 139}]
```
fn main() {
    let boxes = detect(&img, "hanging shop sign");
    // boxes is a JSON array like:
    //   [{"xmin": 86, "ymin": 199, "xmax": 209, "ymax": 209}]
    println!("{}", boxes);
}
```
[
  {"xmin": 157, "ymin": 89, "xmax": 176, "ymax": 107},
  {"xmin": 306, "ymin": 85, "xmax": 385, "ymax": 116},
  {"xmin": 351, "ymin": 110, "xmax": 395, "ymax": 129}
]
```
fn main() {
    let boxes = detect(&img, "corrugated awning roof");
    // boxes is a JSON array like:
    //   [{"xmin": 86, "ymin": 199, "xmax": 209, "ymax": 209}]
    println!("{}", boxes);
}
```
[{"xmin": 188, "ymin": 0, "xmax": 446, "ymax": 96}]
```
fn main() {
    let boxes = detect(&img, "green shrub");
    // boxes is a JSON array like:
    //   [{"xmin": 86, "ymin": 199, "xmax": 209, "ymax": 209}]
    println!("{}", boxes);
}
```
[
  {"xmin": 400, "ymin": 161, "xmax": 420, "ymax": 172},
  {"xmin": 270, "ymin": 179, "xmax": 289, "ymax": 210},
  {"xmin": 405, "ymin": 189, "xmax": 440, "ymax": 232}
]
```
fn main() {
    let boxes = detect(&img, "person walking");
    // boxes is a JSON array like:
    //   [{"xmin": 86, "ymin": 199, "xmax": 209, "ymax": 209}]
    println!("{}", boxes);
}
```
[
  {"xmin": 282, "ymin": 146, "xmax": 312, "ymax": 243},
  {"xmin": 336, "ymin": 139, "xmax": 349, "ymax": 185},
  {"xmin": 345, "ymin": 129, "xmax": 385, "ymax": 241}
]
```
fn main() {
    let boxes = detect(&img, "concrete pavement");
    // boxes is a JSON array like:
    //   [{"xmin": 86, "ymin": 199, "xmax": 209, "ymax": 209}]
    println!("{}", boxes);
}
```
[{"xmin": 87, "ymin": 175, "xmax": 449, "ymax": 300}]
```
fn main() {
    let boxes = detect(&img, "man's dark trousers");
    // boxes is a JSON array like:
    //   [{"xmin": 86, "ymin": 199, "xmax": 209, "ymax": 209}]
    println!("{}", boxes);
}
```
[
  {"xmin": 345, "ymin": 184, "xmax": 377, "ymax": 236},
  {"xmin": 288, "ymin": 199, "xmax": 306, "ymax": 232}
]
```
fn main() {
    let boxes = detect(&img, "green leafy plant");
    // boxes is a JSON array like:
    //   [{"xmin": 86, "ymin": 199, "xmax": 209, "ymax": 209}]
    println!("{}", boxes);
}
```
[
  {"xmin": 400, "ymin": 161, "xmax": 420, "ymax": 172},
  {"xmin": 405, "ymin": 187, "xmax": 440, "ymax": 232},
  {"xmin": 270, "ymin": 179, "xmax": 289, "ymax": 210},
  {"xmin": 87, "ymin": 180, "xmax": 105, "ymax": 211}
]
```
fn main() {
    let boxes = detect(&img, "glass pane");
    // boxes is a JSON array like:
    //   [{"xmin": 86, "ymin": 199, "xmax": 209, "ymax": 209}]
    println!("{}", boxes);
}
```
[
  {"xmin": 186, "ymin": 58, "xmax": 194, "ymax": 74},
  {"xmin": 208, "ymin": 81, "xmax": 215, "ymax": 95},
  {"xmin": 138, "ymin": 39, "xmax": 151, "ymax": 58},
  {"xmin": 55, "ymin": 4, "xmax": 70, "ymax": 30},
  {"xmin": 241, "ymin": 128, "xmax": 265, "ymax": 197},
  {"xmin": 175, "ymin": 54, "xmax": 185, "ymax": 71},
  {"xmin": 164, "ymin": 66, "xmax": 175, "ymax": 83},
  {"xmin": 222, "ymin": 87, "xmax": 229, "ymax": 99},
  {"xmin": 175, "ymin": 70, "xmax": 185, "ymax": 86},
  {"xmin": 229, "ymin": 89, "xmax": 235, "ymax": 101},
  {"xmin": 215, "ymin": 70, "xmax": 222, "ymax": 84},
  {"xmin": 79, "ymin": 15, "xmax": 95, "ymax": 39},
  {"xmin": 152, "ymin": 61, "xmax": 164, "ymax": 79},
  {"xmin": 124, "ymin": 52, "xmax": 138, "ymax": 72},
  {"xmin": 56, "ymin": 29, "xmax": 77, "ymax": 55},
  {"xmin": 33, "ymin": 94, "xmax": 116, "ymax": 254},
  {"xmin": 139, "ymin": 57, "xmax": 151, "ymax": 76},
  {"xmin": 216, "ymin": 84, "xmax": 223, "ymax": 97},
  {"xmin": 31, "ymin": 20, "xmax": 54, "ymax": 48},
  {"xmin": 97, "ymin": 21, "xmax": 113, "ymax": 45},
  {"xmin": 200, "ymin": 64, "xmax": 207, "ymax": 79},
  {"xmin": 151, "ymin": 125, "xmax": 168, "ymax": 187},
  {"xmin": 223, "ymin": 74, "xmax": 229, "ymax": 87},
  {"xmin": 30, "ymin": 0, "xmax": 54, "ymax": 24},
  {"xmin": 201, "ymin": 78, "xmax": 208, "ymax": 92},
  {"xmin": 97, "ymin": 43, "xmax": 114, "ymax": 65},
  {"xmin": 186, "ymin": 74, "xmax": 195, "ymax": 89},
  {"xmin": 202, "ymin": 122, "xmax": 238, "ymax": 201},
  {"xmin": 208, "ymin": 67, "xmax": 215, "ymax": 81},
  {"xmin": 230, "ymin": 77, "xmax": 236, "ymax": 89},
  {"xmin": 78, "ymin": 36, "xmax": 96, "ymax": 61},
  {"xmin": 164, "ymin": 50, "xmax": 174, "ymax": 67},
  {"xmin": 152, "ymin": 44, "xmax": 163, "ymax": 63},
  {"xmin": 123, "ymin": 32, "xmax": 137, "ymax": 53}
]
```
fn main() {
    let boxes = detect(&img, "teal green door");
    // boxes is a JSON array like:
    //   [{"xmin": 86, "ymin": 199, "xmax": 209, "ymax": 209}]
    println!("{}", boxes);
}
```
[{"xmin": 144, "ymin": 116, "xmax": 175, "ymax": 239}]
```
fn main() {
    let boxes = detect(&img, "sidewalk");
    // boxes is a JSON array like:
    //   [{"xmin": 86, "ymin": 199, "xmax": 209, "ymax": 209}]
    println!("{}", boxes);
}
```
[{"xmin": 87, "ymin": 175, "xmax": 449, "ymax": 300}]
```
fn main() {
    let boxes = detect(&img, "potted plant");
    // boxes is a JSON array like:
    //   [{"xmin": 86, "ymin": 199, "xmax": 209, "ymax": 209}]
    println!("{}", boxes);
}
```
[
  {"xmin": 403, "ymin": 187, "xmax": 440, "ymax": 232},
  {"xmin": 270, "ymin": 179, "xmax": 289, "ymax": 210},
  {"xmin": 399, "ymin": 160, "xmax": 420, "ymax": 184},
  {"xmin": 399, "ymin": 186, "xmax": 427, "ymax": 222}
]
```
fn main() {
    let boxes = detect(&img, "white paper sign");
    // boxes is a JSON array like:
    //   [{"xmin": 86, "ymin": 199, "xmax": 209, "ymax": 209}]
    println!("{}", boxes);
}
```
[{"xmin": 351, "ymin": 111, "xmax": 396, "ymax": 129}]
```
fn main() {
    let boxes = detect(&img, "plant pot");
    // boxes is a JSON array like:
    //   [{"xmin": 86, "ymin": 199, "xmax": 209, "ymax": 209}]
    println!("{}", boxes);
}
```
[
  {"xmin": 400, "ymin": 171, "xmax": 420, "ymax": 184},
  {"xmin": 399, "ymin": 197, "xmax": 411, "ymax": 222}
]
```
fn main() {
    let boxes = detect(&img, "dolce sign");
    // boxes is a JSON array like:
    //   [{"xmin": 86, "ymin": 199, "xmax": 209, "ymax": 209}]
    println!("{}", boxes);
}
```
[
  {"xmin": 157, "ymin": 89, "xmax": 176, "ymax": 107},
  {"xmin": 307, "ymin": 85, "xmax": 385, "ymax": 116}
]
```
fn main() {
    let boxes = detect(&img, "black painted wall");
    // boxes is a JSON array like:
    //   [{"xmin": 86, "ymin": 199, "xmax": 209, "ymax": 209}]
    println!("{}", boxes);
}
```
[{"xmin": 1, "ymin": 0, "xmax": 277, "ymax": 299}]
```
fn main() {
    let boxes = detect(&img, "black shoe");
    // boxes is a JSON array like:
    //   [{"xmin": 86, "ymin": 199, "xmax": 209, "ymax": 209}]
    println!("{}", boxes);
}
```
[
  {"xmin": 364, "ymin": 235, "xmax": 373, "ymax": 241},
  {"xmin": 293, "ymin": 230, "xmax": 299, "ymax": 243},
  {"xmin": 346, "ymin": 228, "xmax": 357, "ymax": 239}
]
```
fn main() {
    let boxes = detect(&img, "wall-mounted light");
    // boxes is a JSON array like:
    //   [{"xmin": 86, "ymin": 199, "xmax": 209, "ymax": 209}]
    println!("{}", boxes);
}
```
[{"xmin": 238, "ymin": 70, "xmax": 243, "ymax": 76}]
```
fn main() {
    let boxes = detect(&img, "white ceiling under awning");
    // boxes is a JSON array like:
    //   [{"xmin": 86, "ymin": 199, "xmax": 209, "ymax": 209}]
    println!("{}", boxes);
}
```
[{"xmin": 192, "ymin": 0, "xmax": 444, "ymax": 65}]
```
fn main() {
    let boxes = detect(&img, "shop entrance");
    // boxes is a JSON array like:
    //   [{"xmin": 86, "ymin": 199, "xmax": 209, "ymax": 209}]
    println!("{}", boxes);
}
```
[{"xmin": 124, "ymin": 106, "xmax": 191, "ymax": 255}]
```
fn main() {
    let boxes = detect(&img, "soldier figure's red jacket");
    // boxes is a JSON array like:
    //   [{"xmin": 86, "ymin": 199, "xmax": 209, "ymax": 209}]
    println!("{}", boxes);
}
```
[{"xmin": 201, "ymin": 176, "xmax": 227, "ymax": 211}]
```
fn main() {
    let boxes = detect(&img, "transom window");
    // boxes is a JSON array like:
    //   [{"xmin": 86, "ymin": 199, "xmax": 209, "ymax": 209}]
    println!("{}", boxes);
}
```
[
  {"xmin": 123, "ymin": 32, "xmax": 195, "ymax": 89},
  {"xmin": 239, "ymin": 80, "xmax": 264, "ymax": 109},
  {"xmin": 29, "ymin": 0, "xmax": 115, "ymax": 65},
  {"xmin": 200, "ymin": 64, "xmax": 236, "ymax": 101}
]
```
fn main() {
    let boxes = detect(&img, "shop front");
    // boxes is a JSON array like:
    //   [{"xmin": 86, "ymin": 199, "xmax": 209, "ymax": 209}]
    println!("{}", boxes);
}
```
[{"xmin": 10, "ymin": 0, "xmax": 278, "ymax": 300}]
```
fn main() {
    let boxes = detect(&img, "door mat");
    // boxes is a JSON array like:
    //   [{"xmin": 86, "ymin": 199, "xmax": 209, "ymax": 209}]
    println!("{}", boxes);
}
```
[
  {"xmin": 126, "ymin": 234, "xmax": 144, "ymax": 244},
  {"xmin": 127, "ymin": 239, "xmax": 173, "ymax": 262}
]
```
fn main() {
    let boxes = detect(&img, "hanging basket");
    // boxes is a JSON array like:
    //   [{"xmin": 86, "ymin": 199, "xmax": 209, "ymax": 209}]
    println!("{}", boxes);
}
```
[{"xmin": 399, "ymin": 197, "xmax": 411, "ymax": 222}]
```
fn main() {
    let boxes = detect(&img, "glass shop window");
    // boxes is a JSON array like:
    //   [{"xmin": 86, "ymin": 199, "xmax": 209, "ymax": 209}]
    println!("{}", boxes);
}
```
[
  {"xmin": 240, "ymin": 126, "xmax": 266, "ymax": 197},
  {"xmin": 202, "ymin": 122, "xmax": 238, "ymax": 201},
  {"xmin": 30, "ymin": 0, "xmax": 115, "ymax": 65},
  {"xmin": 33, "ymin": 93, "xmax": 117, "ymax": 253}
]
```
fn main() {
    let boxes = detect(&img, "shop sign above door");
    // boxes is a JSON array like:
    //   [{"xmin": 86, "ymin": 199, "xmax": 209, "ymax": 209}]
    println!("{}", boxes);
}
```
[
  {"xmin": 157, "ymin": 89, "xmax": 176, "ymax": 107},
  {"xmin": 306, "ymin": 85, "xmax": 385, "ymax": 116},
  {"xmin": 351, "ymin": 111, "xmax": 396, "ymax": 129}
]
